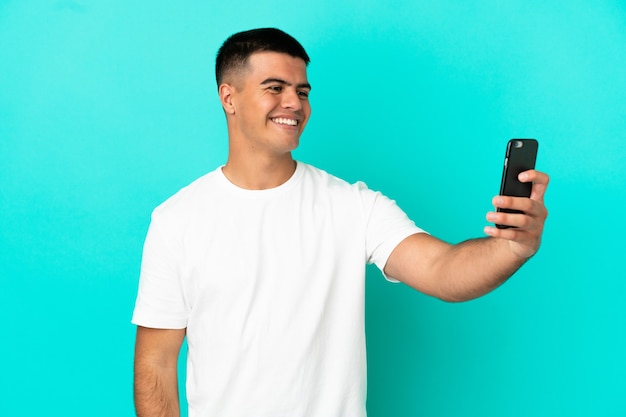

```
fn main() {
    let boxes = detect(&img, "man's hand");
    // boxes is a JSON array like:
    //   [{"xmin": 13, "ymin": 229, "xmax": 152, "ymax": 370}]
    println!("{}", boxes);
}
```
[{"xmin": 484, "ymin": 169, "xmax": 550, "ymax": 259}]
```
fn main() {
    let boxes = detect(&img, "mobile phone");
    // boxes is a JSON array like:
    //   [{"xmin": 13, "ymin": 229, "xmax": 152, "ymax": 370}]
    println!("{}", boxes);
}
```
[{"xmin": 496, "ymin": 139, "xmax": 538, "ymax": 229}]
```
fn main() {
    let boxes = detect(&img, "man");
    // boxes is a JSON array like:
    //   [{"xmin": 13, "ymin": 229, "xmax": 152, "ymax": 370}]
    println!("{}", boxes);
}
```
[{"xmin": 132, "ymin": 28, "xmax": 549, "ymax": 417}]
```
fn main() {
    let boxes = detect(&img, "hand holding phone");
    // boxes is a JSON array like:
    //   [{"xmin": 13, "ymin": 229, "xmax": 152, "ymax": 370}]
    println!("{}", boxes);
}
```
[{"xmin": 496, "ymin": 139, "xmax": 538, "ymax": 229}]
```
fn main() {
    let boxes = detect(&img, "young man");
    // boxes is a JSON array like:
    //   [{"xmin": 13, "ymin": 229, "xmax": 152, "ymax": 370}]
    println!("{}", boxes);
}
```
[{"xmin": 132, "ymin": 28, "xmax": 549, "ymax": 417}]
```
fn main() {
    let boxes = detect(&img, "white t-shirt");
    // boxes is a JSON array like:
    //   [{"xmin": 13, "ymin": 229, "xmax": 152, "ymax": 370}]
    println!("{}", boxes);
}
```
[{"xmin": 132, "ymin": 162, "xmax": 424, "ymax": 417}]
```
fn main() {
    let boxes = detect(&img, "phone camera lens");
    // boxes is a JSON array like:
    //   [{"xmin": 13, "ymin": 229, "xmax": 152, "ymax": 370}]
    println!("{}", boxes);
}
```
[{"xmin": 514, "ymin": 140, "xmax": 523, "ymax": 148}]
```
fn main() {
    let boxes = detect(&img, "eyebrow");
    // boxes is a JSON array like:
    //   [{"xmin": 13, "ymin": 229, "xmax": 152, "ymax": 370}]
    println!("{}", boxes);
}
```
[{"xmin": 260, "ymin": 78, "xmax": 312, "ymax": 90}]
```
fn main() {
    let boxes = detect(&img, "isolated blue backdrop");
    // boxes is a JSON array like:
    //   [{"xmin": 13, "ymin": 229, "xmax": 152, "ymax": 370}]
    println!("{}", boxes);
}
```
[{"xmin": 1, "ymin": 1, "xmax": 625, "ymax": 416}]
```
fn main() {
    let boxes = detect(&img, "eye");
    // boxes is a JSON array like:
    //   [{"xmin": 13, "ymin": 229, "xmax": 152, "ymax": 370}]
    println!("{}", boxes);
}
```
[
  {"xmin": 298, "ymin": 90, "xmax": 310, "ymax": 99},
  {"xmin": 268, "ymin": 85, "xmax": 283, "ymax": 93}
]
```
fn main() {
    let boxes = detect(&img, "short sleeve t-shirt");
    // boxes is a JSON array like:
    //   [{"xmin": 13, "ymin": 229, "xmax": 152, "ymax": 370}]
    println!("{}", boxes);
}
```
[{"xmin": 132, "ymin": 162, "xmax": 424, "ymax": 417}]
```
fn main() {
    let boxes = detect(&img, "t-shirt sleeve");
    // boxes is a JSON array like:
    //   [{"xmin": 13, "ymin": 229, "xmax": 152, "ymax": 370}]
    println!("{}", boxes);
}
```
[
  {"xmin": 131, "ymin": 210, "xmax": 189, "ymax": 329},
  {"xmin": 360, "ymin": 182, "xmax": 426, "ymax": 282}
]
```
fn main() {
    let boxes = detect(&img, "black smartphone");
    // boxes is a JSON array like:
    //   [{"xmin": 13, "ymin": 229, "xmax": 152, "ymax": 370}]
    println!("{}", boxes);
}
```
[{"xmin": 496, "ymin": 139, "xmax": 539, "ymax": 229}]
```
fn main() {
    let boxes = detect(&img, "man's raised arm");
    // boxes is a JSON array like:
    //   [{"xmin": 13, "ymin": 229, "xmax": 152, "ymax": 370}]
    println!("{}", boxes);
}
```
[{"xmin": 384, "ymin": 170, "xmax": 549, "ymax": 302}]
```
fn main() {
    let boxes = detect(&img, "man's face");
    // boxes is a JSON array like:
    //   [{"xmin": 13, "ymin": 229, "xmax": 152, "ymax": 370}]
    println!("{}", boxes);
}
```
[{"xmin": 225, "ymin": 51, "xmax": 311, "ymax": 157}]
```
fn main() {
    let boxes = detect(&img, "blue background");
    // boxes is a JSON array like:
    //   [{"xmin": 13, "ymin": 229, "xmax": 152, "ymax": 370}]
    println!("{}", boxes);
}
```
[{"xmin": 1, "ymin": 1, "xmax": 625, "ymax": 415}]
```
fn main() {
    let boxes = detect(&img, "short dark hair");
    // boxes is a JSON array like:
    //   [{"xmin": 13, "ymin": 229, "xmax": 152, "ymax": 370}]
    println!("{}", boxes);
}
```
[{"xmin": 215, "ymin": 28, "xmax": 310, "ymax": 86}]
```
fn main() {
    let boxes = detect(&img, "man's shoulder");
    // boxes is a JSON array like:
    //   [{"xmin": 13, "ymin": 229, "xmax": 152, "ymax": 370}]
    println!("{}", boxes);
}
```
[
  {"xmin": 299, "ymin": 162, "xmax": 373, "ymax": 196},
  {"xmin": 152, "ymin": 167, "xmax": 223, "ymax": 219}
]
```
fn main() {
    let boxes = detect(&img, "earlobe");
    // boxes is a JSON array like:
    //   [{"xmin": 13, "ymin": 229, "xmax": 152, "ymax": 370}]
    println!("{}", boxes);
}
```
[{"xmin": 219, "ymin": 83, "xmax": 236, "ymax": 115}]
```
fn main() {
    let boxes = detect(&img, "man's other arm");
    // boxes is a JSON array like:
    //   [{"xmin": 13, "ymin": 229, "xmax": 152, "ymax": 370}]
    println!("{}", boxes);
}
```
[
  {"xmin": 384, "ymin": 170, "xmax": 549, "ymax": 302},
  {"xmin": 134, "ymin": 326, "xmax": 186, "ymax": 417}
]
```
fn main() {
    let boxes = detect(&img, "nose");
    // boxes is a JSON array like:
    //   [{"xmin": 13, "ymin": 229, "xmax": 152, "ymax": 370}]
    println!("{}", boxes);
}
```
[{"xmin": 281, "ymin": 88, "xmax": 302, "ymax": 111}]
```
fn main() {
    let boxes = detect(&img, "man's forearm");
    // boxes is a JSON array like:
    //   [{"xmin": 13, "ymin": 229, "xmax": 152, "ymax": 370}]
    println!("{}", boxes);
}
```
[
  {"xmin": 134, "ymin": 360, "xmax": 180, "ymax": 417},
  {"xmin": 435, "ymin": 237, "xmax": 527, "ymax": 302}
]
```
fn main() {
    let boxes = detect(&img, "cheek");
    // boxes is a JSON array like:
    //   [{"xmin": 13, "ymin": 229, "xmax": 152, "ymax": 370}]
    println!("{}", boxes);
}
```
[{"xmin": 261, "ymin": 98, "xmax": 282, "ymax": 116}]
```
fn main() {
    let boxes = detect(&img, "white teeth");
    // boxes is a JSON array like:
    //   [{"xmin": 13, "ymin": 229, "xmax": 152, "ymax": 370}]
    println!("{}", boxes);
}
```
[{"xmin": 272, "ymin": 117, "xmax": 297, "ymax": 126}]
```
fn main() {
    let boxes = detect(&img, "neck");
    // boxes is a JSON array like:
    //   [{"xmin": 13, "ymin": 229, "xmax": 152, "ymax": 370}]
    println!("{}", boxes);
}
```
[{"xmin": 222, "ymin": 154, "xmax": 296, "ymax": 190}]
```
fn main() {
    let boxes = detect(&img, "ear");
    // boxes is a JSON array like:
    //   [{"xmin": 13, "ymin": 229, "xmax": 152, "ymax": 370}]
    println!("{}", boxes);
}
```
[{"xmin": 219, "ymin": 83, "xmax": 236, "ymax": 115}]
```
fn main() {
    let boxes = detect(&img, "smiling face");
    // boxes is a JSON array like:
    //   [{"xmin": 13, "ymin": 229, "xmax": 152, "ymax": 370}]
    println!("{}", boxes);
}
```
[{"xmin": 220, "ymin": 51, "xmax": 312, "ymax": 159}]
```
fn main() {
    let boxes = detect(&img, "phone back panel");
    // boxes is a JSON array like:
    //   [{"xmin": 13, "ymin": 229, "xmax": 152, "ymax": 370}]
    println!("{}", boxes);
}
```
[
  {"xmin": 499, "ymin": 139, "xmax": 538, "ymax": 198},
  {"xmin": 496, "ymin": 139, "xmax": 538, "ymax": 229}
]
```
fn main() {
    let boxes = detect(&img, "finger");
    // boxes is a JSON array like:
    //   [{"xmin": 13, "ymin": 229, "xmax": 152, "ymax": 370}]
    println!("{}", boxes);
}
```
[
  {"xmin": 486, "ymin": 210, "xmax": 533, "ymax": 230},
  {"xmin": 518, "ymin": 169, "xmax": 549, "ymax": 185},
  {"xmin": 492, "ymin": 198, "xmax": 547, "ymax": 228},
  {"xmin": 492, "ymin": 195, "xmax": 535, "ymax": 215},
  {"xmin": 483, "ymin": 226, "xmax": 539, "ymax": 259},
  {"xmin": 484, "ymin": 225, "xmax": 524, "ymax": 240},
  {"xmin": 518, "ymin": 170, "xmax": 550, "ymax": 202}
]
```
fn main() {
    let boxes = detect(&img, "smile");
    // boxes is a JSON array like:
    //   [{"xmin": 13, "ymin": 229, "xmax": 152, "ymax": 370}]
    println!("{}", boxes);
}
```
[{"xmin": 271, "ymin": 117, "xmax": 298, "ymax": 126}]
